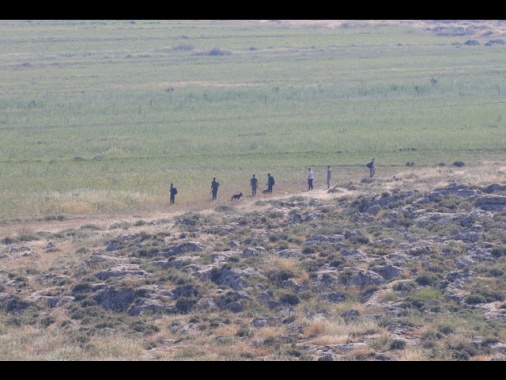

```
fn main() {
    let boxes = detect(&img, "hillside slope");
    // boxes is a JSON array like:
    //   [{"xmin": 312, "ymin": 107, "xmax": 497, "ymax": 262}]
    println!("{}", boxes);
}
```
[{"xmin": 1, "ymin": 164, "xmax": 506, "ymax": 360}]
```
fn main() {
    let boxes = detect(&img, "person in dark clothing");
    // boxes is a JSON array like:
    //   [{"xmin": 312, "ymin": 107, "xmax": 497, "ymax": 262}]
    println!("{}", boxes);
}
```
[
  {"xmin": 326, "ymin": 166, "xmax": 331, "ymax": 189},
  {"xmin": 367, "ymin": 159, "xmax": 376, "ymax": 178},
  {"xmin": 250, "ymin": 174, "xmax": 258, "ymax": 196},
  {"xmin": 267, "ymin": 173, "xmax": 275, "ymax": 194},
  {"xmin": 169, "ymin": 183, "xmax": 177, "ymax": 204},
  {"xmin": 210, "ymin": 177, "xmax": 220, "ymax": 200}
]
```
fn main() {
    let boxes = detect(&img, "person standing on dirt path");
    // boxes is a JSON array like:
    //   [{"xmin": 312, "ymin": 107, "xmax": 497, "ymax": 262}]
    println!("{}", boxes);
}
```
[
  {"xmin": 169, "ymin": 183, "xmax": 177, "ymax": 204},
  {"xmin": 267, "ymin": 173, "xmax": 275, "ymax": 194},
  {"xmin": 210, "ymin": 177, "xmax": 220, "ymax": 200},
  {"xmin": 250, "ymin": 174, "xmax": 258, "ymax": 196},
  {"xmin": 367, "ymin": 159, "xmax": 376, "ymax": 178},
  {"xmin": 307, "ymin": 168, "xmax": 314, "ymax": 190},
  {"xmin": 326, "ymin": 166, "xmax": 331, "ymax": 189}
]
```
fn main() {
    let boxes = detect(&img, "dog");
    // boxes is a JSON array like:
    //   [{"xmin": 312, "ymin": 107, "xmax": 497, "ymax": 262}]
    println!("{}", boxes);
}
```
[{"xmin": 231, "ymin": 192, "xmax": 243, "ymax": 200}]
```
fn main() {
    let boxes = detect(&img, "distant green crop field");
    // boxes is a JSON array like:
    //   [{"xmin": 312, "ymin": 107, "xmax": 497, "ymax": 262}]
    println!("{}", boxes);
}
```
[{"xmin": 0, "ymin": 20, "xmax": 505, "ymax": 220}]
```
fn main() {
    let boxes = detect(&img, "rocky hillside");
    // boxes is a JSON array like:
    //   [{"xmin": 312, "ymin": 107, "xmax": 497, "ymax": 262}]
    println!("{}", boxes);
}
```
[{"xmin": 1, "ymin": 177, "xmax": 506, "ymax": 360}]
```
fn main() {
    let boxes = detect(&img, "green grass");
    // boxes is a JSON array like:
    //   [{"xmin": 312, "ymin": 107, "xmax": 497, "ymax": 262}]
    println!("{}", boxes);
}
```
[{"xmin": 1, "ymin": 20, "xmax": 506, "ymax": 219}]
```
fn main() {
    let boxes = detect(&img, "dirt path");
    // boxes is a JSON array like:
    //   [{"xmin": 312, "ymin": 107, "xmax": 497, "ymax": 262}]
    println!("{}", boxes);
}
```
[{"xmin": 1, "ymin": 162, "xmax": 504, "ymax": 239}]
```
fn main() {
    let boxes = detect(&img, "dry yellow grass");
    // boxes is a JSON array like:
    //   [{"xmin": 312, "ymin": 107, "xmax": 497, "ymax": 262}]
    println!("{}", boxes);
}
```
[
  {"xmin": 300, "ymin": 312, "xmax": 382, "ymax": 345},
  {"xmin": 1, "ymin": 162, "xmax": 502, "ymax": 241},
  {"xmin": 1, "ymin": 161, "xmax": 505, "ymax": 360}
]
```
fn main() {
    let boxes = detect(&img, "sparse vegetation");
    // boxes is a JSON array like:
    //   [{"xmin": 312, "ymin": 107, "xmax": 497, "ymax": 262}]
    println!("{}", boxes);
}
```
[
  {"xmin": 1, "ymin": 20, "xmax": 506, "ymax": 361},
  {"xmin": 0, "ymin": 20, "xmax": 506, "ymax": 220}
]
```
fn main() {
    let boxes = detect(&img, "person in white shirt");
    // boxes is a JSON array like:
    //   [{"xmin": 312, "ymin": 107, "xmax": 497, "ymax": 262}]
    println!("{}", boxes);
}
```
[{"xmin": 307, "ymin": 168, "xmax": 314, "ymax": 190}]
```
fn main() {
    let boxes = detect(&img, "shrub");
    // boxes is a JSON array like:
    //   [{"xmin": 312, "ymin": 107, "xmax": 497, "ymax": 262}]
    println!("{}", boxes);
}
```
[
  {"xmin": 110, "ymin": 222, "xmax": 132, "ymax": 230},
  {"xmin": 171, "ymin": 44, "xmax": 194, "ymax": 51},
  {"xmin": 176, "ymin": 297, "xmax": 198, "ymax": 313},
  {"xmin": 287, "ymin": 349, "xmax": 306, "ymax": 358},
  {"xmin": 269, "ymin": 269, "xmax": 294, "ymax": 284},
  {"xmin": 72, "ymin": 283, "xmax": 92, "ymax": 293},
  {"xmin": 464, "ymin": 294, "xmax": 487, "ymax": 304},
  {"xmin": 81, "ymin": 298, "xmax": 98, "ymax": 307},
  {"xmin": 68, "ymin": 304, "xmax": 106, "ymax": 321},
  {"xmin": 279, "ymin": 293, "xmax": 300, "ymax": 305},
  {"xmin": 491, "ymin": 247, "xmax": 506, "ymax": 258},
  {"xmin": 133, "ymin": 247, "xmax": 161, "ymax": 258},
  {"xmin": 18, "ymin": 234, "xmax": 40, "ymax": 242},
  {"xmin": 235, "ymin": 327, "xmax": 253, "ymax": 338},
  {"xmin": 130, "ymin": 320, "xmax": 160, "ymax": 335},
  {"xmin": 451, "ymin": 350, "xmax": 470, "ymax": 360},
  {"xmin": 393, "ymin": 281, "xmax": 417, "ymax": 293},
  {"xmin": 267, "ymin": 211, "xmax": 284, "ymax": 219},
  {"xmin": 476, "ymin": 289, "xmax": 504, "ymax": 302},
  {"xmin": 339, "ymin": 268, "xmax": 355, "ymax": 284},
  {"xmin": 401, "ymin": 297, "xmax": 426, "ymax": 310},
  {"xmin": 389, "ymin": 339, "xmax": 406, "ymax": 350},
  {"xmin": 263, "ymin": 336, "xmax": 279, "ymax": 346},
  {"xmin": 240, "ymin": 352, "xmax": 255, "ymax": 360},
  {"xmin": 415, "ymin": 273, "xmax": 439, "ymax": 286},
  {"xmin": 95, "ymin": 321, "xmax": 117, "ymax": 329},
  {"xmin": 40, "ymin": 316, "xmax": 56, "ymax": 327},
  {"xmin": 208, "ymin": 48, "xmax": 231, "ymax": 56},
  {"xmin": 3, "ymin": 297, "xmax": 32, "ymax": 313},
  {"xmin": 437, "ymin": 325, "xmax": 455, "ymax": 335},
  {"xmin": 268, "ymin": 233, "xmax": 288, "ymax": 242},
  {"xmin": 329, "ymin": 258, "xmax": 345, "ymax": 268},
  {"xmin": 488, "ymin": 268, "xmax": 503, "ymax": 277},
  {"xmin": 448, "ymin": 341, "xmax": 478, "ymax": 360},
  {"xmin": 210, "ymin": 266, "xmax": 226, "ymax": 284},
  {"xmin": 302, "ymin": 246, "xmax": 316, "ymax": 254},
  {"xmin": 80, "ymin": 224, "xmax": 102, "ymax": 230},
  {"xmin": 421, "ymin": 330, "xmax": 443, "ymax": 341},
  {"xmin": 2, "ymin": 237, "xmax": 17, "ymax": 245},
  {"xmin": 348, "ymin": 236, "xmax": 370, "ymax": 244},
  {"xmin": 361, "ymin": 285, "xmax": 379, "ymax": 301}
]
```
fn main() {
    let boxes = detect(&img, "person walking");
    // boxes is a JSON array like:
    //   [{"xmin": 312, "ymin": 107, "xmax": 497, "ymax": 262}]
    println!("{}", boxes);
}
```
[
  {"xmin": 307, "ymin": 168, "xmax": 314, "ymax": 190},
  {"xmin": 367, "ymin": 158, "xmax": 376, "ymax": 178},
  {"xmin": 326, "ymin": 165, "xmax": 331, "ymax": 189},
  {"xmin": 250, "ymin": 174, "xmax": 258, "ymax": 196},
  {"xmin": 210, "ymin": 177, "xmax": 220, "ymax": 200},
  {"xmin": 267, "ymin": 173, "xmax": 275, "ymax": 194},
  {"xmin": 169, "ymin": 183, "xmax": 178, "ymax": 204}
]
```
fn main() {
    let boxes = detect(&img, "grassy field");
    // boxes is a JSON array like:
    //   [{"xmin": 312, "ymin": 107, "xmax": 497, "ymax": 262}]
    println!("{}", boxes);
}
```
[{"xmin": 1, "ymin": 20, "xmax": 506, "ymax": 220}]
